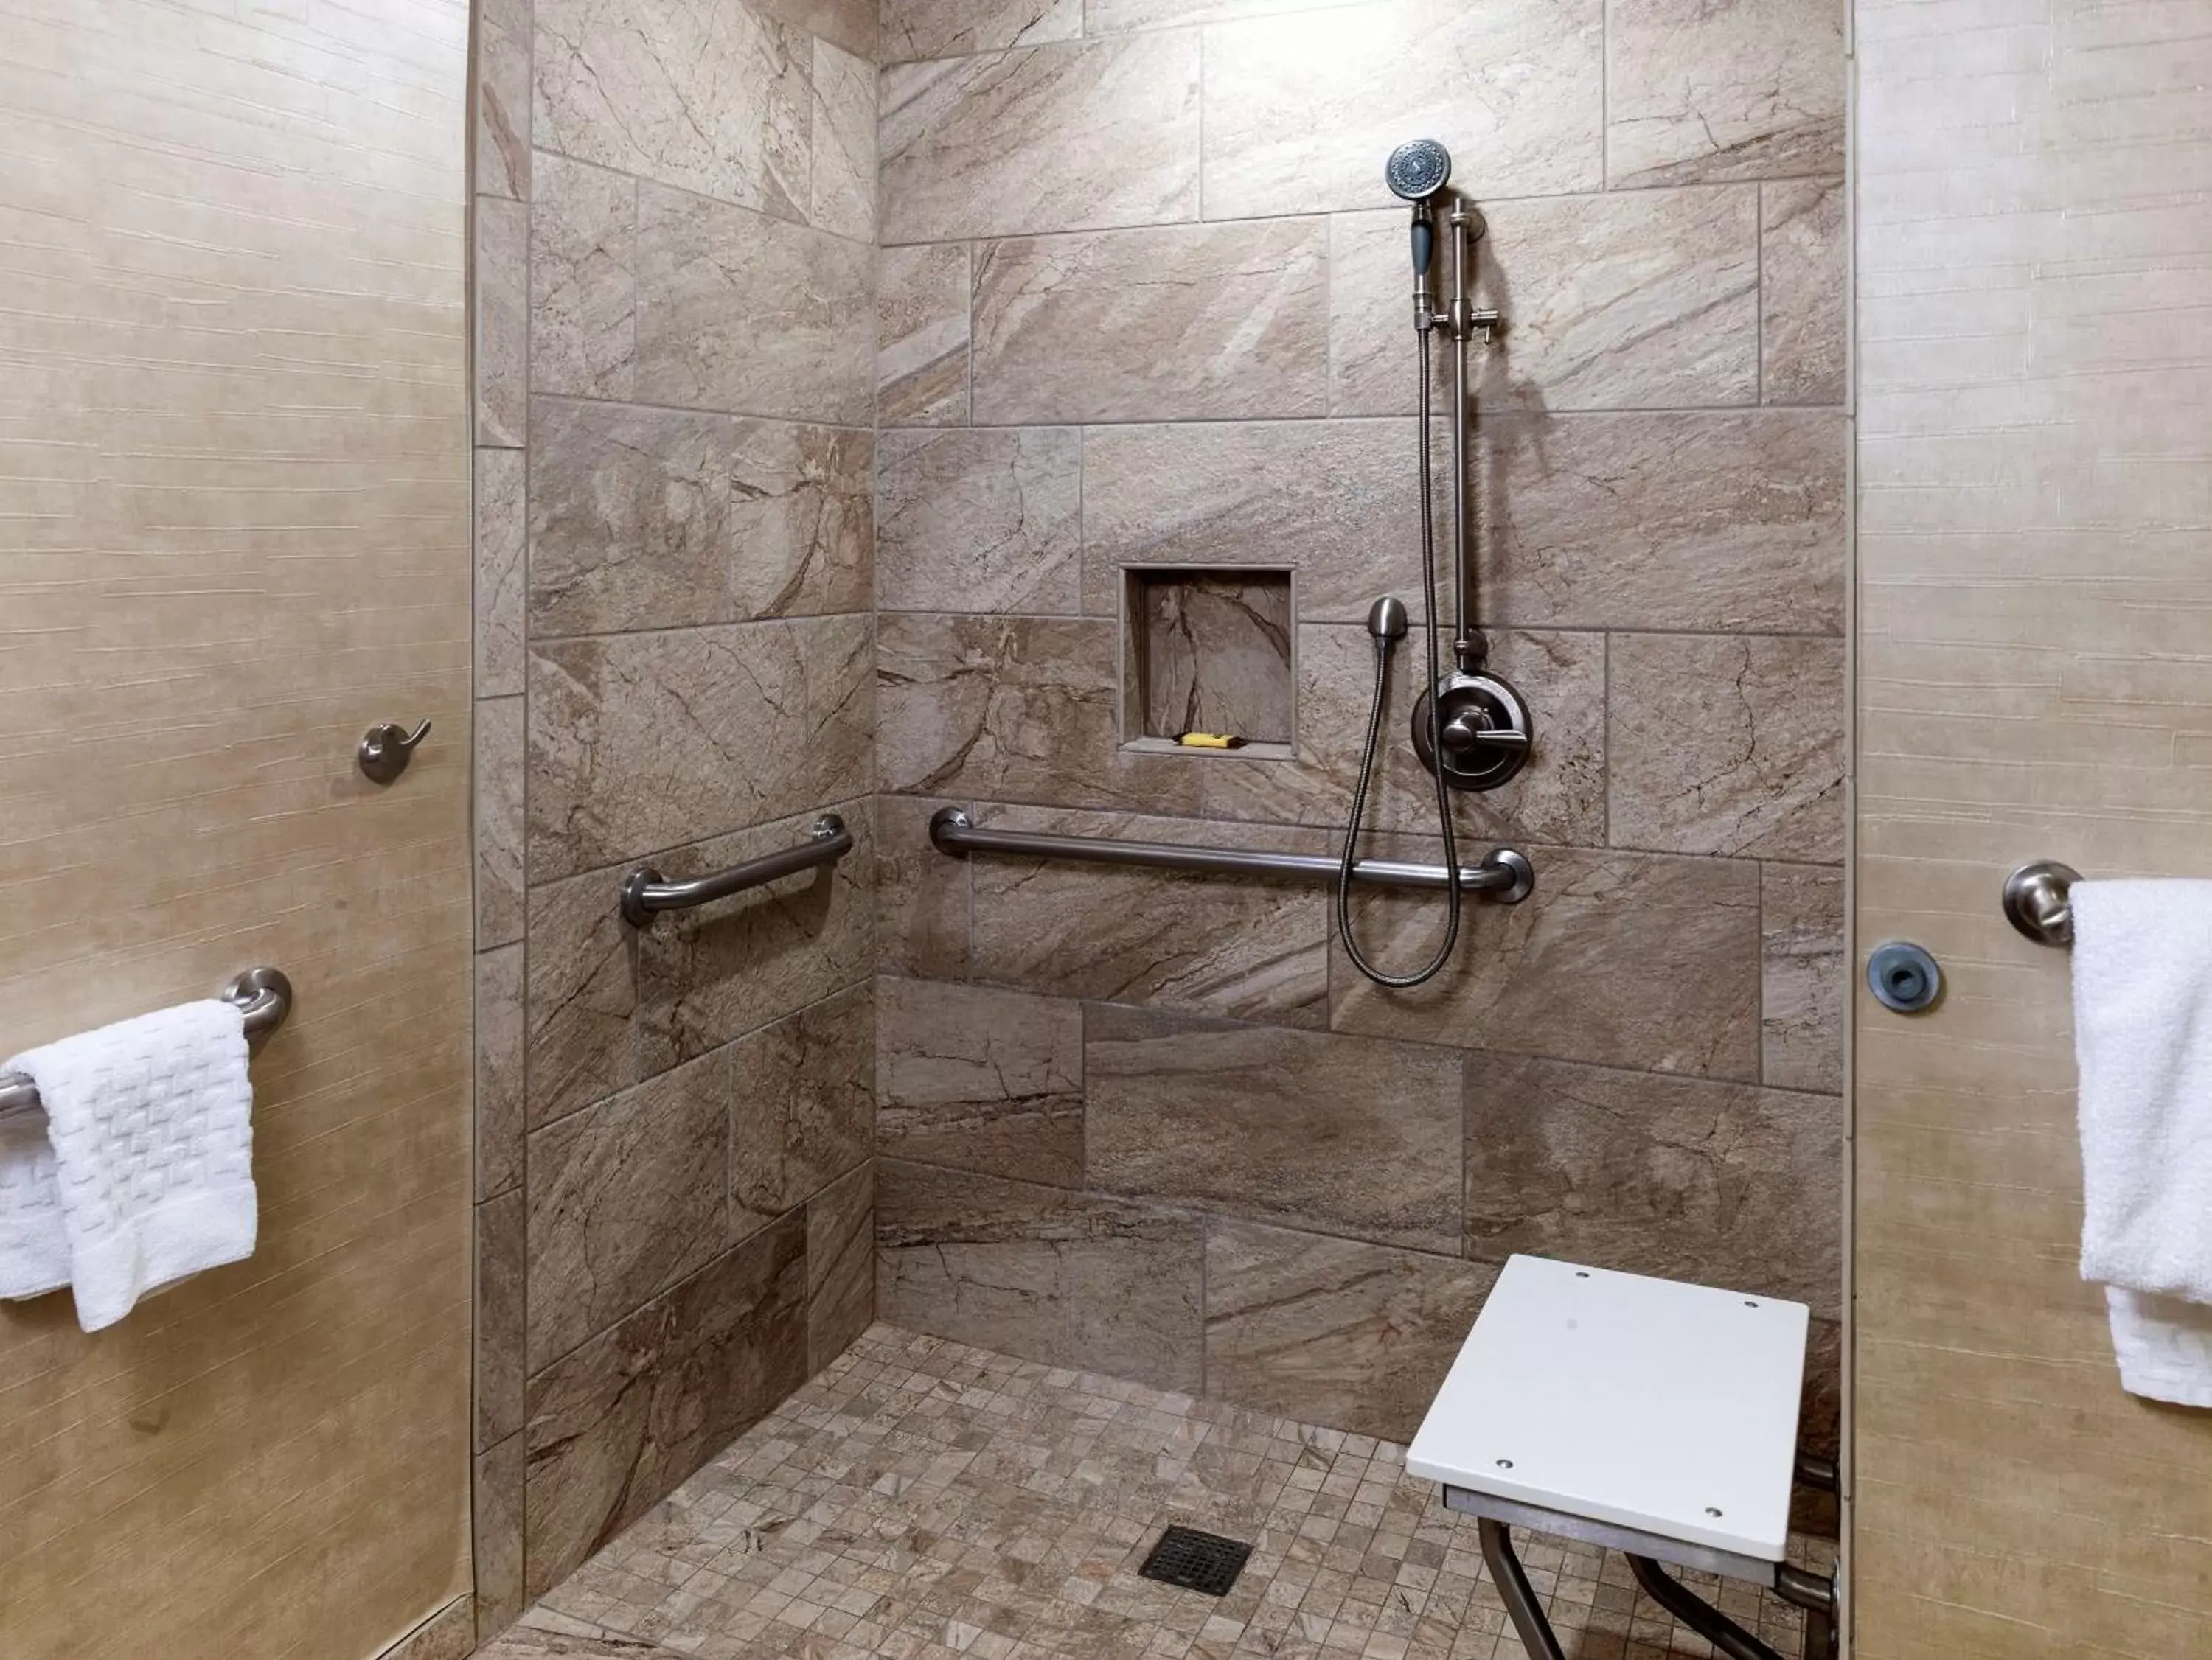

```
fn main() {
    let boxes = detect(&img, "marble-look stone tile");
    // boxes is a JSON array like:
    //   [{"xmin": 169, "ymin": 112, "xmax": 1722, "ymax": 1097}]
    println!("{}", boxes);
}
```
[
  {"xmin": 884, "ymin": 0, "xmax": 1081, "ymax": 62},
  {"xmin": 475, "ymin": 447, "xmax": 526, "ymax": 699},
  {"xmin": 1090, "ymin": 0, "xmax": 1353, "ymax": 27},
  {"xmin": 1200, "ymin": 0, "xmax": 1604, "ymax": 216},
  {"xmin": 1606, "ymin": 0, "xmax": 1845, "ymax": 186},
  {"xmin": 967, "ymin": 805, "xmax": 1331, "ymax": 1028},
  {"xmin": 753, "ymin": 0, "xmax": 877, "ymax": 59},
  {"xmin": 874, "ymin": 795, "xmax": 970, "ymax": 980},
  {"xmin": 529, "ymin": 154, "xmax": 637, "ymax": 402},
  {"xmin": 876, "ymin": 1159, "xmax": 1204, "ymax": 1391},
  {"xmin": 524, "ymin": 1215, "xmax": 808, "ymax": 1598},
  {"xmin": 971, "ymin": 220, "xmax": 1327, "ymax": 424},
  {"xmin": 1087, "ymin": 1007, "xmax": 1462, "ymax": 1252},
  {"xmin": 528, "ymin": 613, "xmax": 872, "ymax": 879},
  {"xmin": 476, "ymin": 0, "xmax": 532, "ymax": 200},
  {"xmin": 730, "ymin": 982, "xmax": 874, "ymax": 1239},
  {"xmin": 527, "ymin": 802, "xmax": 877, "ymax": 1126},
  {"xmin": 1475, "ymin": 410, "xmax": 1846, "ymax": 635},
  {"xmin": 1608, "ymin": 632, "xmax": 1846, "ymax": 862},
  {"xmin": 877, "ymin": 977, "xmax": 1084, "ymax": 1185},
  {"xmin": 1131, "ymin": 571, "xmax": 1293, "ymax": 744},
  {"xmin": 1763, "ymin": 862, "xmax": 1844, "ymax": 1094},
  {"xmin": 1762, "ymin": 178, "xmax": 1847, "ymax": 405},
  {"xmin": 633, "ymin": 182, "xmax": 874, "ymax": 425},
  {"xmin": 530, "ymin": 398, "xmax": 871, "ymax": 638},
  {"xmin": 383, "ymin": 1599, "xmax": 476, "ymax": 1660},
  {"xmin": 878, "ymin": 243, "xmax": 970, "ymax": 427},
  {"xmin": 475, "ymin": 196, "xmax": 528, "ymax": 447},
  {"xmin": 534, "ymin": 0, "xmax": 809, "ymax": 216},
  {"xmin": 877, "ymin": 614, "xmax": 1201, "ymax": 815},
  {"xmin": 477, "ymin": 1187, "xmax": 528, "ymax": 1450},
  {"xmin": 811, "ymin": 39, "xmax": 875, "ymax": 243},
  {"xmin": 877, "ymin": 428, "xmax": 1082, "ymax": 614},
  {"xmin": 1331, "ymin": 190, "xmax": 1759, "ymax": 416},
  {"xmin": 1203, "ymin": 1219, "xmax": 1498, "ymax": 1442},
  {"xmin": 806, "ymin": 1160, "xmax": 874, "ymax": 1371},
  {"xmin": 476, "ymin": 941, "xmax": 526, "ymax": 1201},
  {"xmin": 1333, "ymin": 838, "xmax": 1761, "ymax": 1079},
  {"xmin": 473, "ymin": 1433, "xmax": 527, "ymax": 1642},
  {"xmin": 526, "ymin": 1050, "xmax": 730, "ymax": 1373},
  {"xmin": 1081, "ymin": 420, "xmax": 1425, "ymax": 624},
  {"xmin": 882, "ymin": 32, "xmax": 1200, "ymax": 244},
  {"xmin": 1464, "ymin": 1053, "xmax": 1843, "ymax": 1315},
  {"xmin": 477, "ymin": 694, "xmax": 525, "ymax": 949}
]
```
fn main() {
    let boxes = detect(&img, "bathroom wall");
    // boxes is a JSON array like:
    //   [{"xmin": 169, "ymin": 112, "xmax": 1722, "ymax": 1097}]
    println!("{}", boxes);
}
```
[
  {"xmin": 0, "ymin": 2, "xmax": 475, "ymax": 1656},
  {"xmin": 467, "ymin": 0, "xmax": 881, "ymax": 1631},
  {"xmin": 1854, "ymin": 0, "xmax": 2212, "ymax": 1650},
  {"xmin": 872, "ymin": 0, "xmax": 1850, "ymax": 1503}
]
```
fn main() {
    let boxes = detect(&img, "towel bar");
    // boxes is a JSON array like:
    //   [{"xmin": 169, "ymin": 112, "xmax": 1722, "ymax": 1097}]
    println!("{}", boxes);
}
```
[
  {"xmin": 928, "ymin": 806, "xmax": 1535, "ymax": 902},
  {"xmin": 620, "ymin": 814, "xmax": 852, "ymax": 927},
  {"xmin": 2003, "ymin": 860, "xmax": 2081, "ymax": 947},
  {"xmin": 0, "ymin": 966, "xmax": 294, "ymax": 1131}
]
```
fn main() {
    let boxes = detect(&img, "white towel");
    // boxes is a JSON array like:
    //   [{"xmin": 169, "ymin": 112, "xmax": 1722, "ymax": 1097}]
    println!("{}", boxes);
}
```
[
  {"xmin": 0, "ymin": 999, "xmax": 257, "ymax": 1332},
  {"xmin": 2070, "ymin": 879, "xmax": 2212, "ymax": 1404}
]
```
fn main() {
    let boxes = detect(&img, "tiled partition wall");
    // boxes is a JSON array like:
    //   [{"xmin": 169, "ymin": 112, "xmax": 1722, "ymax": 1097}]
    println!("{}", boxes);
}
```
[
  {"xmin": 466, "ymin": 0, "xmax": 881, "ymax": 1639},
  {"xmin": 870, "ymin": 0, "xmax": 1850, "ymax": 1516}
]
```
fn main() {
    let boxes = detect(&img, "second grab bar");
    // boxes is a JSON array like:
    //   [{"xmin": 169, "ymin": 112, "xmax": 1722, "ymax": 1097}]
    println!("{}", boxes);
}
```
[
  {"xmin": 620, "ymin": 814, "xmax": 853, "ymax": 927},
  {"xmin": 928, "ymin": 807, "xmax": 1534, "ymax": 902}
]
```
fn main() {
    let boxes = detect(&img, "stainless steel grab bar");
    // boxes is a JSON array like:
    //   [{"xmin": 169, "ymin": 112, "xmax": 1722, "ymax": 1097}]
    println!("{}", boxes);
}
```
[
  {"xmin": 620, "ymin": 814, "xmax": 854, "ymax": 927},
  {"xmin": 928, "ymin": 807, "xmax": 1535, "ymax": 902},
  {"xmin": 0, "ymin": 966, "xmax": 294, "ymax": 1131}
]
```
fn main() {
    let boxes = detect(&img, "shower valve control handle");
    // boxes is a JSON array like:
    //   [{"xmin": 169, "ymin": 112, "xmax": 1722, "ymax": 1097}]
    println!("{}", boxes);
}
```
[{"xmin": 1441, "ymin": 712, "xmax": 1529, "ymax": 756}]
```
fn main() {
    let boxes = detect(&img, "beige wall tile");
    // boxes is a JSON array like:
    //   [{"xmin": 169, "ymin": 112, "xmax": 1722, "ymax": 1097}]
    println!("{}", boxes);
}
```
[
  {"xmin": 879, "ymin": 243, "xmax": 971, "ymax": 426},
  {"xmin": 1464, "ymin": 1052, "xmax": 1843, "ymax": 1315},
  {"xmin": 731, "ymin": 982, "xmax": 876, "ymax": 1236},
  {"xmin": 1203, "ymin": 1219, "xmax": 1498, "ymax": 1441},
  {"xmin": 1606, "ymin": 0, "xmax": 1844, "ymax": 186},
  {"xmin": 476, "ymin": 941, "xmax": 526, "ymax": 1200},
  {"xmin": 475, "ymin": 447, "xmax": 526, "ymax": 698},
  {"xmin": 972, "ymin": 220, "xmax": 1327, "ymax": 423},
  {"xmin": 1762, "ymin": 862, "xmax": 1843, "ymax": 1095},
  {"xmin": 877, "ymin": 977, "xmax": 1085, "ymax": 1186},
  {"xmin": 1475, "ymin": 409, "xmax": 1847, "ymax": 633},
  {"xmin": 812, "ymin": 38, "xmax": 877, "ymax": 243},
  {"xmin": 807, "ymin": 1161, "xmax": 876, "ymax": 1370},
  {"xmin": 876, "ymin": 1159, "xmax": 1205, "ymax": 1390},
  {"xmin": 529, "ymin": 614, "xmax": 872, "ymax": 879},
  {"xmin": 1088, "ymin": 1006, "xmax": 1464, "ymax": 1252},
  {"xmin": 530, "ymin": 398, "xmax": 872, "ymax": 637},
  {"xmin": 1200, "ymin": 0, "xmax": 1604, "ymax": 216},
  {"xmin": 877, "ymin": 428, "xmax": 1082, "ymax": 613},
  {"xmin": 633, "ymin": 181, "xmax": 874, "ymax": 424},
  {"xmin": 1761, "ymin": 178, "xmax": 1846, "ymax": 405},
  {"xmin": 476, "ymin": 694, "xmax": 526, "ymax": 948},
  {"xmin": 1333, "ymin": 838, "xmax": 1761, "ymax": 1078},
  {"xmin": 529, "ymin": 153, "xmax": 638, "ymax": 402},
  {"xmin": 474, "ymin": 195, "xmax": 528, "ymax": 447},
  {"xmin": 534, "ymin": 0, "xmax": 810, "ymax": 216},
  {"xmin": 476, "ymin": 0, "xmax": 532, "ymax": 201},
  {"xmin": 883, "ymin": 0, "xmax": 1082, "ymax": 62},
  {"xmin": 1607, "ymin": 632, "xmax": 1846, "ymax": 862}
]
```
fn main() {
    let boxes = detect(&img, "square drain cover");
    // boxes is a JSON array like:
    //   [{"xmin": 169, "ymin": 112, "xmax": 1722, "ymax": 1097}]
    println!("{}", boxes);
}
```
[{"xmin": 1137, "ymin": 1525, "xmax": 1253, "ymax": 1597}]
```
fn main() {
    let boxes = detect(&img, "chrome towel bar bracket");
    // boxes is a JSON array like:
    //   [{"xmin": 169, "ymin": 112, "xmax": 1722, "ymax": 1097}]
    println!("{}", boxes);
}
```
[
  {"xmin": 2003, "ymin": 859, "xmax": 2081, "ymax": 947},
  {"xmin": 0, "ymin": 966, "xmax": 293, "ymax": 1131},
  {"xmin": 928, "ymin": 807, "xmax": 1535, "ymax": 902},
  {"xmin": 620, "ymin": 814, "xmax": 854, "ymax": 927}
]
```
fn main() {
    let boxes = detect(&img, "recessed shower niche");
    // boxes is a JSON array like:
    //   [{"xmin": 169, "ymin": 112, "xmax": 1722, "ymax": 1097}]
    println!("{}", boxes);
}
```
[{"xmin": 1121, "ymin": 567, "xmax": 1295, "ymax": 755}]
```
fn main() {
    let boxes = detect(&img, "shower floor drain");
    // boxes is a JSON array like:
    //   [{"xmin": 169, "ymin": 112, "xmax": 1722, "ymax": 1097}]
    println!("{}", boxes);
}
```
[{"xmin": 1136, "ymin": 1526, "xmax": 1253, "ymax": 1596}]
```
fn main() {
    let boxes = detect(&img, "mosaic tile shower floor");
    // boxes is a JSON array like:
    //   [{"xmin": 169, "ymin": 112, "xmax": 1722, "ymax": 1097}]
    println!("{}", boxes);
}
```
[{"xmin": 487, "ymin": 1325, "xmax": 1829, "ymax": 1660}]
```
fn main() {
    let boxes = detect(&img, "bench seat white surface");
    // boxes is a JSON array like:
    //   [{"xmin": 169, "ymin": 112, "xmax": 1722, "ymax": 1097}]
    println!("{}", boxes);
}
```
[{"xmin": 1405, "ymin": 1255, "xmax": 1810, "ymax": 1562}]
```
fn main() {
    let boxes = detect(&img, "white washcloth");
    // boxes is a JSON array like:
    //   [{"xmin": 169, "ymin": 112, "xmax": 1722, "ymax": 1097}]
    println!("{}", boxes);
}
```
[
  {"xmin": 0, "ymin": 999, "xmax": 257, "ymax": 1331},
  {"xmin": 2071, "ymin": 879, "xmax": 2212, "ymax": 1404}
]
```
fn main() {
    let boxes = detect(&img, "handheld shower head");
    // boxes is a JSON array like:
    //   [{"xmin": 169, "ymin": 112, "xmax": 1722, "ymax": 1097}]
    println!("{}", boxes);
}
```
[{"xmin": 1385, "ymin": 139, "xmax": 1452, "ymax": 203}]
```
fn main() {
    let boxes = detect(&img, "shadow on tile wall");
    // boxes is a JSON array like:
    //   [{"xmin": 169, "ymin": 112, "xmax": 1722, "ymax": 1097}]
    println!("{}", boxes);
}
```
[{"xmin": 870, "ymin": 0, "xmax": 1848, "ymax": 1538}]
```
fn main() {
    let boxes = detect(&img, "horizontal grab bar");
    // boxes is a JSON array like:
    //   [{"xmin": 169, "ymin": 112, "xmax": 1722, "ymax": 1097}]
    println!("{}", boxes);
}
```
[
  {"xmin": 620, "ymin": 814, "xmax": 853, "ymax": 927},
  {"xmin": 0, "ymin": 966, "xmax": 294, "ymax": 1131},
  {"xmin": 927, "ymin": 808, "xmax": 1534, "ymax": 902}
]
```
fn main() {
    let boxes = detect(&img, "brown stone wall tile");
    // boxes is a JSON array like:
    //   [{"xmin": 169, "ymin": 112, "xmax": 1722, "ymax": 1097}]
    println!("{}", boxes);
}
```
[
  {"xmin": 878, "ymin": 243, "xmax": 971, "ymax": 426},
  {"xmin": 874, "ymin": 795, "xmax": 972, "ymax": 980},
  {"xmin": 807, "ymin": 1160, "xmax": 875, "ymax": 1371},
  {"xmin": 1606, "ymin": 0, "xmax": 1845, "ymax": 186},
  {"xmin": 476, "ymin": 941, "xmax": 526, "ymax": 1200},
  {"xmin": 883, "ymin": 0, "xmax": 1080, "ymax": 63},
  {"xmin": 1761, "ymin": 178, "xmax": 1847, "ymax": 405},
  {"xmin": 529, "ymin": 153, "xmax": 637, "ymax": 402},
  {"xmin": 476, "ymin": 694, "xmax": 526, "ymax": 949},
  {"xmin": 476, "ymin": 0, "xmax": 532, "ymax": 201},
  {"xmin": 476, "ymin": 1187, "xmax": 527, "ymax": 1451},
  {"xmin": 877, "ymin": 977, "xmax": 1084, "ymax": 1186},
  {"xmin": 474, "ymin": 195, "xmax": 528, "ymax": 447},
  {"xmin": 877, "ymin": 428, "xmax": 1082, "ymax": 614},
  {"xmin": 1762, "ymin": 862, "xmax": 1845, "ymax": 1094},
  {"xmin": 811, "ymin": 39, "xmax": 876, "ymax": 244},
  {"xmin": 473, "ymin": 1432, "xmax": 526, "ymax": 1642},
  {"xmin": 475, "ymin": 446, "xmax": 526, "ymax": 698},
  {"xmin": 730, "ymin": 982, "xmax": 875, "ymax": 1238}
]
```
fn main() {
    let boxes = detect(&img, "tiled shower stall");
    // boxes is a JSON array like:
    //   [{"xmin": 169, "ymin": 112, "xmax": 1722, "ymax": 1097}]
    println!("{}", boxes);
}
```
[{"xmin": 466, "ymin": 0, "xmax": 1846, "ymax": 1637}]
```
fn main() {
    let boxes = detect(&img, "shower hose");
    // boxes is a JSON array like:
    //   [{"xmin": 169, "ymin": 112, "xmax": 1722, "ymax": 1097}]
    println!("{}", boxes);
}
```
[{"xmin": 1337, "ymin": 327, "xmax": 1461, "ymax": 988}]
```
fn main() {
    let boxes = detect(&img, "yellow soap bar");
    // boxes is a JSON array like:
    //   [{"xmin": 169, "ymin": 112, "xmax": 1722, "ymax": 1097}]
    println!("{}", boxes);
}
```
[{"xmin": 1178, "ymin": 732, "xmax": 1245, "ymax": 749}]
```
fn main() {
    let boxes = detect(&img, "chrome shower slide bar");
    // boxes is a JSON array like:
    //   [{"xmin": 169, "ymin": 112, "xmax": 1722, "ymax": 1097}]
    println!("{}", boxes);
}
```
[
  {"xmin": 928, "ymin": 807, "xmax": 1535, "ymax": 902},
  {"xmin": 620, "ymin": 813, "xmax": 853, "ymax": 927},
  {"xmin": 0, "ymin": 966, "xmax": 294, "ymax": 1131}
]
